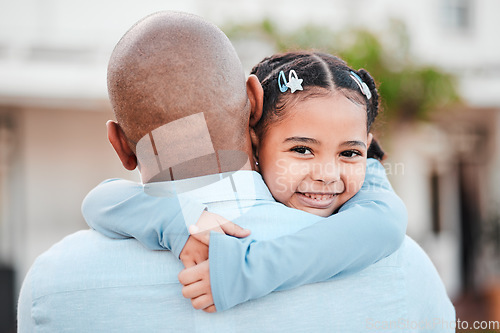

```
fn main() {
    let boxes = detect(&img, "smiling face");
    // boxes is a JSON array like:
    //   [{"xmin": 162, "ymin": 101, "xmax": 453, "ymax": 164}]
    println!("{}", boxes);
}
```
[{"xmin": 256, "ymin": 92, "xmax": 371, "ymax": 217}]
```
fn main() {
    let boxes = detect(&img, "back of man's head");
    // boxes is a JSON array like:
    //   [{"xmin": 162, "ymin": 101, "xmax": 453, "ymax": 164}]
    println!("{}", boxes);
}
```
[
  {"xmin": 108, "ymin": 11, "xmax": 249, "ymax": 149},
  {"xmin": 106, "ymin": 11, "xmax": 261, "ymax": 181}
]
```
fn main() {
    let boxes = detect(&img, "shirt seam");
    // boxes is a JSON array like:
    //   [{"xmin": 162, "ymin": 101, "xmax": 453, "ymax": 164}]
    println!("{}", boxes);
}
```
[
  {"xmin": 202, "ymin": 197, "xmax": 272, "ymax": 206},
  {"xmin": 32, "ymin": 282, "xmax": 182, "ymax": 301}
]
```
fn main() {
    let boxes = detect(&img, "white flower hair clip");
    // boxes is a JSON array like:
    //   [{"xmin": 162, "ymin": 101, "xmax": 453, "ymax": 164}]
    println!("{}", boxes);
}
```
[
  {"xmin": 278, "ymin": 69, "xmax": 303, "ymax": 93},
  {"xmin": 350, "ymin": 71, "xmax": 372, "ymax": 100}
]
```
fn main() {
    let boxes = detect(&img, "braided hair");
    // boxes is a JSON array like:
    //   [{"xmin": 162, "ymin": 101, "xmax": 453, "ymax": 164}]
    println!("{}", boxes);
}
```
[{"xmin": 250, "ymin": 51, "xmax": 385, "ymax": 161}]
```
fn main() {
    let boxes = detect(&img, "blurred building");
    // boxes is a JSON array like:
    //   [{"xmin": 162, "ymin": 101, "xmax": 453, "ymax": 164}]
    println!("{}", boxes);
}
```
[{"xmin": 0, "ymin": 0, "xmax": 499, "ymax": 330}]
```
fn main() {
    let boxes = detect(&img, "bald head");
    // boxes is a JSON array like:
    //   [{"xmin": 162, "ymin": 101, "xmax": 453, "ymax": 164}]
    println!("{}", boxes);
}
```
[{"xmin": 108, "ymin": 11, "xmax": 249, "ymax": 147}]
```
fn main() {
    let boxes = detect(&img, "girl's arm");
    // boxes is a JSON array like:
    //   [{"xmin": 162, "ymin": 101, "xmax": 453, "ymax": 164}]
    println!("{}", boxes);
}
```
[
  {"xmin": 82, "ymin": 179, "xmax": 207, "ymax": 258},
  {"xmin": 83, "ymin": 159, "xmax": 406, "ymax": 312},
  {"xmin": 207, "ymin": 159, "xmax": 407, "ymax": 311}
]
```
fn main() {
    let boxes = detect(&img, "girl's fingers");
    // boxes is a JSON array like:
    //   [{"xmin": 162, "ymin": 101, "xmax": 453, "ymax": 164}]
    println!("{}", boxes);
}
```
[
  {"xmin": 203, "ymin": 305, "xmax": 216, "ymax": 313},
  {"xmin": 178, "ymin": 260, "xmax": 210, "ymax": 286},
  {"xmin": 181, "ymin": 280, "xmax": 209, "ymax": 299},
  {"xmin": 189, "ymin": 225, "xmax": 210, "ymax": 245},
  {"xmin": 181, "ymin": 258, "xmax": 196, "ymax": 269},
  {"xmin": 219, "ymin": 221, "xmax": 251, "ymax": 238},
  {"xmin": 190, "ymin": 294, "xmax": 214, "ymax": 310}
]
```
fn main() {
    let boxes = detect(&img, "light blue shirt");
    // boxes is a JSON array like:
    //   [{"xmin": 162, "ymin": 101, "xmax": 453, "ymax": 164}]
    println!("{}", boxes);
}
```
[
  {"xmin": 18, "ymin": 160, "xmax": 455, "ymax": 332},
  {"xmin": 81, "ymin": 159, "xmax": 408, "ymax": 311}
]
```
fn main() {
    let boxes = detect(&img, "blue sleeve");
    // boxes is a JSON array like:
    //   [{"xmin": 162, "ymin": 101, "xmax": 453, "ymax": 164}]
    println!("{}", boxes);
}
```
[
  {"xmin": 81, "ymin": 179, "xmax": 206, "ymax": 258},
  {"xmin": 209, "ymin": 159, "xmax": 408, "ymax": 311}
]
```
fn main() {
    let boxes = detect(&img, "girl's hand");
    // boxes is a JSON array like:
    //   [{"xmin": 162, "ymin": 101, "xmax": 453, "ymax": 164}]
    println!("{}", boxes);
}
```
[
  {"xmin": 178, "ymin": 212, "xmax": 249, "ymax": 312},
  {"xmin": 178, "ymin": 260, "xmax": 216, "ymax": 312},
  {"xmin": 179, "ymin": 211, "xmax": 250, "ymax": 270},
  {"xmin": 189, "ymin": 211, "xmax": 251, "ymax": 245},
  {"xmin": 179, "ymin": 237, "xmax": 208, "ymax": 268}
]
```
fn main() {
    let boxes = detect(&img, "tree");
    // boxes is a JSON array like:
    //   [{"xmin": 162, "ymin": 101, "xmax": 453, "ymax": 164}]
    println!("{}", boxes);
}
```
[{"xmin": 223, "ymin": 19, "xmax": 460, "ymax": 123}]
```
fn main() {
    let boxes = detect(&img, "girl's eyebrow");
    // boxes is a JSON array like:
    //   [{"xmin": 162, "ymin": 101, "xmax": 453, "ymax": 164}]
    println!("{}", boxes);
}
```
[
  {"xmin": 342, "ymin": 140, "xmax": 367, "ymax": 149},
  {"xmin": 283, "ymin": 136, "xmax": 320, "ymax": 144}
]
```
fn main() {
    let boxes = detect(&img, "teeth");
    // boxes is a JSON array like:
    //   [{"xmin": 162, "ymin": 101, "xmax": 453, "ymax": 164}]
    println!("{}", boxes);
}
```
[{"xmin": 303, "ymin": 193, "xmax": 334, "ymax": 201}]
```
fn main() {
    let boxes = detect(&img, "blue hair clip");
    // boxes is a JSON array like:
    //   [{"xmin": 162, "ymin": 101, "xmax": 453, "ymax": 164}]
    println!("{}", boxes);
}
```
[
  {"xmin": 350, "ymin": 71, "xmax": 372, "ymax": 100},
  {"xmin": 278, "ymin": 70, "xmax": 288, "ymax": 93},
  {"xmin": 278, "ymin": 70, "xmax": 303, "ymax": 93}
]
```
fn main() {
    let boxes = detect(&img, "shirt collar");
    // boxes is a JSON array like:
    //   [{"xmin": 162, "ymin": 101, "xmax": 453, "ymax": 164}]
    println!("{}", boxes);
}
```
[{"xmin": 143, "ymin": 170, "xmax": 275, "ymax": 204}]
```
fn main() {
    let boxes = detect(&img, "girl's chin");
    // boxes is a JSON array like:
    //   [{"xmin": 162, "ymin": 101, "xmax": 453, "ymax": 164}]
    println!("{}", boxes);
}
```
[{"xmin": 301, "ymin": 207, "xmax": 336, "ymax": 217}]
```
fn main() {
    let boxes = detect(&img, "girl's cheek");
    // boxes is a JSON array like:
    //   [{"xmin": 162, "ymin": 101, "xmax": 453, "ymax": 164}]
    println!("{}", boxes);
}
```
[
  {"xmin": 273, "ymin": 173, "xmax": 290, "ymax": 197},
  {"xmin": 342, "ymin": 164, "xmax": 365, "ymax": 194}
]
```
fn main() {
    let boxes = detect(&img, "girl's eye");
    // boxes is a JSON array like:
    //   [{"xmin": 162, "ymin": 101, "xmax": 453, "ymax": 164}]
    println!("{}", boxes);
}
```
[
  {"xmin": 340, "ymin": 150, "xmax": 362, "ymax": 158},
  {"xmin": 291, "ymin": 146, "xmax": 313, "ymax": 155}
]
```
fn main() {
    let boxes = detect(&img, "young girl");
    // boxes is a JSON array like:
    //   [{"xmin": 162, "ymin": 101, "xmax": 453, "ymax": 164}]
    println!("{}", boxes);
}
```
[
  {"xmin": 82, "ymin": 51, "xmax": 406, "ymax": 312},
  {"xmin": 250, "ymin": 51, "xmax": 384, "ymax": 217}
]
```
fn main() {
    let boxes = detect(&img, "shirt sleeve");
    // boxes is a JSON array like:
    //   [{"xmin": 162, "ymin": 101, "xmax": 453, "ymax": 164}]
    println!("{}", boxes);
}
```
[
  {"xmin": 209, "ymin": 159, "xmax": 408, "ymax": 311},
  {"xmin": 81, "ymin": 179, "xmax": 207, "ymax": 258}
]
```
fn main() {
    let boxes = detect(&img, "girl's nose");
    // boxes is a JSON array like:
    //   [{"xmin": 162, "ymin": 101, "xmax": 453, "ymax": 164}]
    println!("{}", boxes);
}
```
[{"xmin": 310, "ymin": 160, "xmax": 340, "ymax": 184}]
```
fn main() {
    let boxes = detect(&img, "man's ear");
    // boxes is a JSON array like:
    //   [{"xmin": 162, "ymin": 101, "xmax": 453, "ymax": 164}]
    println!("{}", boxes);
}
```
[
  {"xmin": 367, "ymin": 132, "xmax": 373, "ymax": 148},
  {"xmin": 246, "ymin": 75, "xmax": 263, "ymax": 127},
  {"xmin": 106, "ymin": 120, "xmax": 137, "ymax": 170}
]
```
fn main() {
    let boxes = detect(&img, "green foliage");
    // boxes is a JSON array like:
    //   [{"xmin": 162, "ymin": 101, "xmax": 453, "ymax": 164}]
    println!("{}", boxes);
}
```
[{"xmin": 223, "ymin": 19, "xmax": 460, "ymax": 122}]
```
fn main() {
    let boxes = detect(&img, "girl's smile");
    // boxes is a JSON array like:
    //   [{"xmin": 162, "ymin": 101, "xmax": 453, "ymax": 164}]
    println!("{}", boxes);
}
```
[{"xmin": 295, "ymin": 192, "xmax": 338, "ymax": 209}]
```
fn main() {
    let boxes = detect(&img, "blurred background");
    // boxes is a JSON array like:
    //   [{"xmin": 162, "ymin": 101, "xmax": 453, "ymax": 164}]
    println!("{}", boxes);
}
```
[{"xmin": 0, "ymin": 0, "xmax": 499, "ymax": 331}]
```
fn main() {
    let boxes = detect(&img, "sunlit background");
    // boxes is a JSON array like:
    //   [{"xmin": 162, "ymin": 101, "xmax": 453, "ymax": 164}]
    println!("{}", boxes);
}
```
[{"xmin": 1, "ymin": 0, "xmax": 499, "ymax": 332}]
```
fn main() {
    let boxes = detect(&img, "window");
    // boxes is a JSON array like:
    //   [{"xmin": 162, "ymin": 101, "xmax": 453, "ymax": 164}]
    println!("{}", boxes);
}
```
[
  {"xmin": 441, "ymin": 0, "xmax": 472, "ymax": 32},
  {"xmin": 429, "ymin": 168, "xmax": 442, "ymax": 234}
]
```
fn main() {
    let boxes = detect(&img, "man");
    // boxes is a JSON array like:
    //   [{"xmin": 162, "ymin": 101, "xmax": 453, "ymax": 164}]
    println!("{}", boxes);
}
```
[{"xmin": 18, "ymin": 11, "xmax": 454, "ymax": 332}]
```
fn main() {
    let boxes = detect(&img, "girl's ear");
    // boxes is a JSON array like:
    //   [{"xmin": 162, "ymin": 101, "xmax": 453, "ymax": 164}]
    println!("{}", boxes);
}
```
[
  {"xmin": 246, "ymin": 75, "xmax": 263, "ymax": 127},
  {"xmin": 107, "ymin": 120, "xmax": 138, "ymax": 170},
  {"xmin": 249, "ymin": 127, "xmax": 260, "ymax": 172}
]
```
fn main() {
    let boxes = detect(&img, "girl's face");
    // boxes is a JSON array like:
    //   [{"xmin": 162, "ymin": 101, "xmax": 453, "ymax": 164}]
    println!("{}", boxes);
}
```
[{"xmin": 256, "ymin": 93, "xmax": 371, "ymax": 217}]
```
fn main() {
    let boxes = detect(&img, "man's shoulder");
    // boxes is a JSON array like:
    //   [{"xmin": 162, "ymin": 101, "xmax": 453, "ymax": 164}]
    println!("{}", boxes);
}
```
[
  {"xmin": 396, "ymin": 235, "xmax": 443, "ymax": 272},
  {"xmin": 28, "ymin": 229, "xmax": 182, "ymax": 299},
  {"xmin": 19, "ymin": 230, "xmax": 191, "ymax": 332},
  {"xmin": 378, "ymin": 235, "xmax": 451, "ymax": 288},
  {"xmin": 384, "ymin": 235, "xmax": 456, "ymax": 325},
  {"xmin": 374, "ymin": 235, "xmax": 438, "ymax": 266},
  {"xmin": 33, "ymin": 228, "xmax": 181, "ymax": 270},
  {"xmin": 34, "ymin": 229, "xmax": 145, "ymax": 267},
  {"xmin": 369, "ymin": 235, "xmax": 454, "ymax": 302}
]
